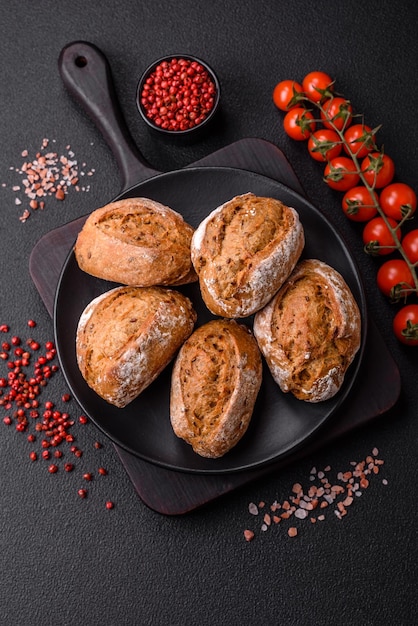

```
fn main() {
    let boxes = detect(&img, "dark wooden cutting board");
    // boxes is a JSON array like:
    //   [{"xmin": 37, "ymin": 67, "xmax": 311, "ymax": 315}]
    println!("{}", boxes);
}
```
[{"xmin": 29, "ymin": 137, "xmax": 401, "ymax": 514}]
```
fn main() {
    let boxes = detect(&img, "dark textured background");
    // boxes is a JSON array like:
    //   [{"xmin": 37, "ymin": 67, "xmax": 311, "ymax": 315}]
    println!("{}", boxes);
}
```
[{"xmin": 1, "ymin": 1, "xmax": 417, "ymax": 624}]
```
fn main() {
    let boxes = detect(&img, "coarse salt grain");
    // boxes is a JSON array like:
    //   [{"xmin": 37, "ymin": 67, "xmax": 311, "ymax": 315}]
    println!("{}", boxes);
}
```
[
  {"xmin": 243, "ymin": 448, "xmax": 386, "ymax": 542},
  {"xmin": 248, "ymin": 502, "xmax": 258, "ymax": 515},
  {"xmin": 2, "ymin": 138, "xmax": 95, "ymax": 222}
]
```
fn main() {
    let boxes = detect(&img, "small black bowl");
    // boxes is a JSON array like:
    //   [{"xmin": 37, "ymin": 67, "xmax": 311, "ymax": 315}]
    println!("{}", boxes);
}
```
[{"xmin": 136, "ymin": 54, "xmax": 221, "ymax": 141}]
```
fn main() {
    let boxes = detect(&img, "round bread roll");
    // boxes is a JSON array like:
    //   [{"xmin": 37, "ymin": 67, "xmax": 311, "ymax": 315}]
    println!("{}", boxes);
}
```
[
  {"xmin": 253, "ymin": 259, "xmax": 361, "ymax": 403},
  {"xmin": 170, "ymin": 319, "xmax": 262, "ymax": 458},
  {"xmin": 191, "ymin": 193, "xmax": 305, "ymax": 318},
  {"xmin": 76, "ymin": 286, "xmax": 197, "ymax": 408},
  {"xmin": 74, "ymin": 197, "xmax": 197, "ymax": 286}
]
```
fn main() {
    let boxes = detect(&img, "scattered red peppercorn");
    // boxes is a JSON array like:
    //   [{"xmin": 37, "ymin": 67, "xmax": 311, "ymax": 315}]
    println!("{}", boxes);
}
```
[
  {"xmin": 0, "ymin": 322, "xmax": 118, "ymax": 513},
  {"xmin": 105, "ymin": 501, "xmax": 114, "ymax": 510},
  {"xmin": 98, "ymin": 467, "xmax": 107, "ymax": 476}
]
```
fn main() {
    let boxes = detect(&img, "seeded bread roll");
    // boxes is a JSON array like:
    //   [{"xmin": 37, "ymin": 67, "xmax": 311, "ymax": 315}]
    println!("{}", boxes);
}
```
[
  {"xmin": 76, "ymin": 286, "xmax": 197, "ymax": 408},
  {"xmin": 253, "ymin": 259, "xmax": 361, "ymax": 403},
  {"xmin": 170, "ymin": 319, "xmax": 262, "ymax": 458},
  {"xmin": 74, "ymin": 197, "xmax": 197, "ymax": 286},
  {"xmin": 191, "ymin": 193, "xmax": 305, "ymax": 318}
]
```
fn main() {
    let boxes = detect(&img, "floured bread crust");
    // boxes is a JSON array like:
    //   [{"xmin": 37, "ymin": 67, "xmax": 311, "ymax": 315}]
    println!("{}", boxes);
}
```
[
  {"xmin": 76, "ymin": 286, "xmax": 197, "ymax": 408},
  {"xmin": 253, "ymin": 259, "xmax": 361, "ymax": 403},
  {"xmin": 170, "ymin": 319, "xmax": 262, "ymax": 458},
  {"xmin": 74, "ymin": 197, "xmax": 197, "ymax": 286},
  {"xmin": 191, "ymin": 193, "xmax": 305, "ymax": 318}
]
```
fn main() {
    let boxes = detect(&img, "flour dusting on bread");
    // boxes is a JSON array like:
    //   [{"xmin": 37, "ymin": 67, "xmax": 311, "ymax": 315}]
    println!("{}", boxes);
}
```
[
  {"xmin": 170, "ymin": 319, "xmax": 262, "ymax": 458},
  {"xmin": 191, "ymin": 193, "xmax": 305, "ymax": 318},
  {"xmin": 76, "ymin": 286, "xmax": 196, "ymax": 408},
  {"xmin": 74, "ymin": 197, "xmax": 197, "ymax": 287},
  {"xmin": 253, "ymin": 259, "xmax": 361, "ymax": 403}
]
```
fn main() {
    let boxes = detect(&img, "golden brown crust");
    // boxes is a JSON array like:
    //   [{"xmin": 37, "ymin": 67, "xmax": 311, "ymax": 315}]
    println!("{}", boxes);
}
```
[
  {"xmin": 76, "ymin": 286, "xmax": 197, "ymax": 408},
  {"xmin": 253, "ymin": 259, "xmax": 361, "ymax": 403},
  {"xmin": 191, "ymin": 193, "xmax": 305, "ymax": 318},
  {"xmin": 170, "ymin": 319, "xmax": 262, "ymax": 458},
  {"xmin": 74, "ymin": 197, "xmax": 197, "ymax": 287}
]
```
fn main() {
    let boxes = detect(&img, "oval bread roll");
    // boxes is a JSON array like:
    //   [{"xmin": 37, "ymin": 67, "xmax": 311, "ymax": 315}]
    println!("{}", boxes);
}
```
[
  {"xmin": 170, "ymin": 319, "xmax": 262, "ymax": 458},
  {"xmin": 191, "ymin": 193, "xmax": 305, "ymax": 318},
  {"xmin": 74, "ymin": 197, "xmax": 197, "ymax": 286},
  {"xmin": 253, "ymin": 259, "xmax": 361, "ymax": 403},
  {"xmin": 76, "ymin": 286, "xmax": 197, "ymax": 408}
]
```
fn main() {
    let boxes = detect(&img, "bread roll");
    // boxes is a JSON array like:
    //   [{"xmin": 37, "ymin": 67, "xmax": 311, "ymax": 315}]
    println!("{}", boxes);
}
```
[
  {"xmin": 76, "ymin": 286, "xmax": 197, "ymax": 408},
  {"xmin": 74, "ymin": 197, "xmax": 197, "ymax": 286},
  {"xmin": 253, "ymin": 259, "xmax": 361, "ymax": 403},
  {"xmin": 170, "ymin": 319, "xmax": 262, "ymax": 458},
  {"xmin": 191, "ymin": 193, "xmax": 304, "ymax": 318}
]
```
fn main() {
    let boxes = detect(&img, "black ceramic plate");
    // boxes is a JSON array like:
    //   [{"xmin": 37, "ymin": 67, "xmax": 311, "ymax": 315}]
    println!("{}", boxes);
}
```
[{"xmin": 54, "ymin": 166, "xmax": 367, "ymax": 474}]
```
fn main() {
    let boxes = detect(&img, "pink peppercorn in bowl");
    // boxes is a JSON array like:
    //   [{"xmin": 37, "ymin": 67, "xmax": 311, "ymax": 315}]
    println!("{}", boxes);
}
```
[{"xmin": 136, "ymin": 54, "xmax": 220, "ymax": 140}]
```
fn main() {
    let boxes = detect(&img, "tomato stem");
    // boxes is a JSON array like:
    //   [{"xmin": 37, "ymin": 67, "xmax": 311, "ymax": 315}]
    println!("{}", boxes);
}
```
[{"xmin": 314, "ymin": 99, "xmax": 418, "ymax": 297}]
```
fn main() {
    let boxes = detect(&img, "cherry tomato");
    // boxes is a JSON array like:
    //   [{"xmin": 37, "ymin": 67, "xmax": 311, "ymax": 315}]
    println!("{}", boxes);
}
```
[
  {"xmin": 362, "ymin": 217, "xmax": 401, "ymax": 255},
  {"xmin": 402, "ymin": 229, "xmax": 418, "ymax": 264},
  {"xmin": 393, "ymin": 304, "xmax": 418, "ymax": 346},
  {"xmin": 273, "ymin": 80, "xmax": 304, "ymax": 111},
  {"xmin": 376, "ymin": 259, "xmax": 414, "ymax": 299},
  {"xmin": 343, "ymin": 124, "xmax": 376, "ymax": 159},
  {"xmin": 342, "ymin": 186, "xmax": 378, "ymax": 222},
  {"xmin": 379, "ymin": 182, "xmax": 417, "ymax": 220},
  {"xmin": 302, "ymin": 71, "xmax": 333, "ymax": 103},
  {"xmin": 321, "ymin": 97, "xmax": 353, "ymax": 131},
  {"xmin": 283, "ymin": 107, "xmax": 316, "ymax": 141},
  {"xmin": 324, "ymin": 156, "xmax": 360, "ymax": 191},
  {"xmin": 361, "ymin": 152, "xmax": 395, "ymax": 189},
  {"xmin": 307, "ymin": 129, "xmax": 342, "ymax": 162}
]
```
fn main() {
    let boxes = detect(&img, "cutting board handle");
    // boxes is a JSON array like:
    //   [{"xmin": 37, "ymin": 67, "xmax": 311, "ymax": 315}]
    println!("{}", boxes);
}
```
[{"xmin": 58, "ymin": 41, "xmax": 159, "ymax": 191}]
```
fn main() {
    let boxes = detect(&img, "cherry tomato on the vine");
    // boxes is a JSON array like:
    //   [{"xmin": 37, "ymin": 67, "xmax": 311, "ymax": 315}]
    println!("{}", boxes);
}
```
[
  {"xmin": 393, "ymin": 304, "xmax": 418, "ymax": 346},
  {"xmin": 273, "ymin": 80, "xmax": 304, "ymax": 111},
  {"xmin": 283, "ymin": 107, "xmax": 316, "ymax": 141},
  {"xmin": 402, "ymin": 229, "xmax": 418, "ymax": 264},
  {"xmin": 343, "ymin": 124, "xmax": 376, "ymax": 159},
  {"xmin": 302, "ymin": 71, "xmax": 333, "ymax": 103},
  {"xmin": 323, "ymin": 156, "xmax": 360, "ymax": 191},
  {"xmin": 321, "ymin": 97, "xmax": 353, "ymax": 131},
  {"xmin": 379, "ymin": 182, "xmax": 417, "ymax": 221},
  {"xmin": 342, "ymin": 186, "xmax": 378, "ymax": 222},
  {"xmin": 307, "ymin": 128, "xmax": 342, "ymax": 162},
  {"xmin": 362, "ymin": 217, "xmax": 401, "ymax": 255},
  {"xmin": 361, "ymin": 152, "xmax": 395, "ymax": 189},
  {"xmin": 376, "ymin": 259, "xmax": 414, "ymax": 299}
]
